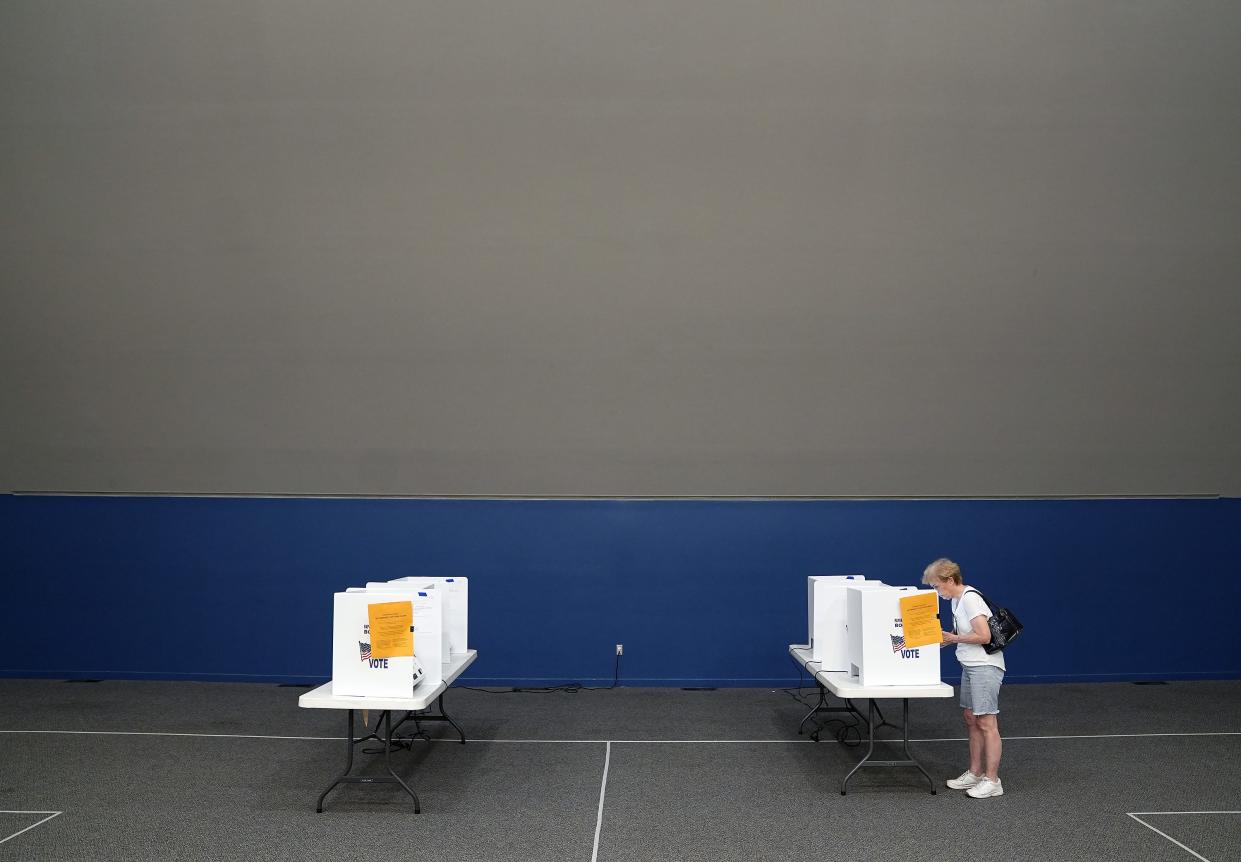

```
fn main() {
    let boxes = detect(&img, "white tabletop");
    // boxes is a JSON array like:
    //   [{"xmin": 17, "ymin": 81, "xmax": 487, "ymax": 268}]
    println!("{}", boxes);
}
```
[
  {"xmin": 789, "ymin": 645, "xmax": 815, "ymax": 668},
  {"xmin": 788, "ymin": 644, "xmax": 952, "ymax": 699},
  {"xmin": 816, "ymin": 671, "xmax": 952, "ymax": 700},
  {"xmin": 299, "ymin": 650, "xmax": 478, "ymax": 711}
]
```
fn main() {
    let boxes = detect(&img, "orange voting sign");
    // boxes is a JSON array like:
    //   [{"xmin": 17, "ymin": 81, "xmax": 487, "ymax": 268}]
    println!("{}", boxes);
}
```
[
  {"xmin": 367, "ymin": 601, "xmax": 414, "ymax": 659},
  {"xmin": 899, "ymin": 592, "xmax": 943, "ymax": 649}
]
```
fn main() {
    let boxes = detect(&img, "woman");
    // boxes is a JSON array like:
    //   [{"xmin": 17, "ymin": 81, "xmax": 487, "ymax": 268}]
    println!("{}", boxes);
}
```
[{"xmin": 923, "ymin": 558, "xmax": 1006, "ymax": 798}]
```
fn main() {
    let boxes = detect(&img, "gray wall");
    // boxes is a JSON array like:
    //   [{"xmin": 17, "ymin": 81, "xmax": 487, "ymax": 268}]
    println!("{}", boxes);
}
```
[{"xmin": 3, "ymin": 1, "xmax": 1239, "ymax": 497}]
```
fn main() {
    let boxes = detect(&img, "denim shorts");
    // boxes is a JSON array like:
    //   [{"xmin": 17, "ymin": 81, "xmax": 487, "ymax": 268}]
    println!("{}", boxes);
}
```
[{"xmin": 960, "ymin": 664, "xmax": 1004, "ymax": 715}]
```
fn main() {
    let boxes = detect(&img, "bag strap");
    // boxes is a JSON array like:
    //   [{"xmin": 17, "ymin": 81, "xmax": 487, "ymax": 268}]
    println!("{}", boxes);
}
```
[
  {"xmin": 962, "ymin": 587, "xmax": 993, "ymax": 614},
  {"xmin": 955, "ymin": 588, "xmax": 986, "ymax": 635}
]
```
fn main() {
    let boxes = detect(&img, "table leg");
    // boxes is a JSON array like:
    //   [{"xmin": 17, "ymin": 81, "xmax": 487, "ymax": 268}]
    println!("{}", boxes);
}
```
[
  {"xmin": 389, "ymin": 711, "xmax": 418, "ymax": 740},
  {"xmin": 840, "ymin": 699, "xmax": 877, "ymax": 794},
  {"xmin": 902, "ymin": 698, "xmax": 936, "ymax": 794},
  {"xmin": 839, "ymin": 699, "xmax": 936, "ymax": 795},
  {"xmin": 359, "ymin": 711, "xmax": 387, "ymax": 744},
  {"xmin": 314, "ymin": 709, "xmax": 423, "ymax": 813},
  {"xmin": 438, "ymin": 693, "xmax": 467, "ymax": 744},
  {"xmin": 316, "ymin": 709, "xmax": 358, "ymax": 813},
  {"xmin": 394, "ymin": 692, "xmax": 468, "ymax": 745},
  {"xmin": 798, "ymin": 685, "xmax": 829, "ymax": 734},
  {"xmin": 870, "ymin": 700, "xmax": 899, "ymax": 734},
  {"xmin": 382, "ymin": 710, "xmax": 422, "ymax": 812},
  {"xmin": 801, "ymin": 684, "xmax": 867, "ymax": 742}
]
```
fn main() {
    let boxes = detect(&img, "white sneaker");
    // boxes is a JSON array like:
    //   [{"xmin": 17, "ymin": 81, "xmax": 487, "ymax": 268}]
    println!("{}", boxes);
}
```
[
  {"xmin": 967, "ymin": 777, "xmax": 1004, "ymax": 798},
  {"xmin": 946, "ymin": 771, "xmax": 982, "ymax": 790}
]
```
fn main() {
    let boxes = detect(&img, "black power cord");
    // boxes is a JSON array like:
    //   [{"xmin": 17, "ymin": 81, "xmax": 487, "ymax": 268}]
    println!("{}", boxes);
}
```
[
  {"xmin": 777, "ymin": 651, "xmax": 819, "ymax": 706},
  {"xmin": 459, "ymin": 651, "xmax": 621, "ymax": 694},
  {"xmin": 778, "ymin": 651, "xmax": 862, "ymax": 746},
  {"xmin": 810, "ymin": 718, "xmax": 863, "ymax": 746}
]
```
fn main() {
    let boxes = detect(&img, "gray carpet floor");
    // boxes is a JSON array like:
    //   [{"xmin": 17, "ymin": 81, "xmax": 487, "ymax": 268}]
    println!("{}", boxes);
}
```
[{"xmin": 1, "ymin": 678, "xmax": 1239, "ymax": 861}]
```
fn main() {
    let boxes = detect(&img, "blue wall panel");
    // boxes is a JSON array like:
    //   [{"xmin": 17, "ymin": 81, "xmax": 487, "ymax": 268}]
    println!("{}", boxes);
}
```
[{"xmin": 2, "ymin": 495, "xmax": 1238, "ymax": 685}]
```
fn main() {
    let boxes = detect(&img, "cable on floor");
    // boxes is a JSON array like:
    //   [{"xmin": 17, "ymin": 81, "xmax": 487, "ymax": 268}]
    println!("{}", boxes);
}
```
[{"xmin": 458, "ymin": 653, "xmax": 621, "ymax": 694}]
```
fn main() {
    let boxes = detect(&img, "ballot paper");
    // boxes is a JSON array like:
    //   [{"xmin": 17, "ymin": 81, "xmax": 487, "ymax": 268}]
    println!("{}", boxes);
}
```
[
  {"xmin": 898, "ymin": 591, "xmax": 943, "ymax": 649},
  {"xmin": 367, "ymin": 601, "xmax": 414, "ymax": 659}
]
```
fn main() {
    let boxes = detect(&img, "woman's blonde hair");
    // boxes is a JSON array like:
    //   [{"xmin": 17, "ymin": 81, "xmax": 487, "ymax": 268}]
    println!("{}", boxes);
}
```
[{"xmin": 922, "ymin": 558, "xmax": 962, "ymax": 586}]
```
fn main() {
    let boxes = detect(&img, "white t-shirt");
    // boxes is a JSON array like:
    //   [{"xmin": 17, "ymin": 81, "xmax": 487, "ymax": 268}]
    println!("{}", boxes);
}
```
[{"xmin": 952, "ymin": 588, "xmax": 1006, "ymax": 670}]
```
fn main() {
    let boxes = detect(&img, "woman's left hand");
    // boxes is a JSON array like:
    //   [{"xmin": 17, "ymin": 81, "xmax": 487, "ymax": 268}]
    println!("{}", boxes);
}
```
[{"xmin": 941, "ymin": 631, "xmax": 956, "ymax": 644}]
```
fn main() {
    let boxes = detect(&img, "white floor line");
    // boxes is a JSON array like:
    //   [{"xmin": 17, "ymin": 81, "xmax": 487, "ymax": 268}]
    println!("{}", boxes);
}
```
[
  {"xmin": 0, "ymin": 729, "xmax": 341, "ymax": 741},
  {"xmin": 0, "ymin": 729, "xmax": 630, "ymax": 744},
  {"xmin": 590, "ymin": 742, "xmax": 611, "ymax": 862},
  {"xmin": 911, "ymin": 731, "xmax": 1241, "ymax": 742},
  {"xmin": 1129, "ymin": 811, "xmax": 1241, "ymax": 815},
  {"xmin": 1126, "ymin": 812, "xmax": 1219, "ymax": 862},
  {"xmin": 1, "ymin": 729, "xmax": 1239, "ymax": 743},
  {"xmin": 0, "ymin": 811, "xmax": 62, "ymax": 846}
]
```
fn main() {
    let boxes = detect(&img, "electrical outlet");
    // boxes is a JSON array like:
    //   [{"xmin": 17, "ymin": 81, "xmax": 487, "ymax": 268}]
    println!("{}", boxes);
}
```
[{"xmin": 615, "ymin": 643, "xmax": 624, "ymax": 656}]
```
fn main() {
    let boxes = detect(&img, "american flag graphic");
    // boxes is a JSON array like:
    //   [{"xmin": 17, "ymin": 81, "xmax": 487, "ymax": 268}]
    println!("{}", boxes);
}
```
[
  {"xmin": 359, "ymin": 641, "xmax": 372, "ymax": 661},
  {"xmin": 891, "ymin": 634, "xmax": 906, "ymax": 652}
]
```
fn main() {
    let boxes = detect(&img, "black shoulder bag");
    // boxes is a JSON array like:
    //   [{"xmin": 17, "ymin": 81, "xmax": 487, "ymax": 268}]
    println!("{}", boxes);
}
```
[{"xmin": 962, "ymin": 588, "xmax": 1023, "ymax": 654}]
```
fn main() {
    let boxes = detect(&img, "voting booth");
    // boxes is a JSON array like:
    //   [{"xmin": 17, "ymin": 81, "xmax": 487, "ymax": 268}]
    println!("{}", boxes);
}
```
[
  {"xmin": 846, "ymin": 585, "xmax": 941, "ymax": 686},
  {"xmin": 792, "ymin": 578, "xmax": 950, "ymax": 796},
  {"xmin": 809, "ymin": 576, "xmax": 891, "ymax": 671},
  {"xmin": 307, "ymin": 581, "xmax": 479, "ymax": 813},
  {"xmin": 332, "ymin": 586, "xmax": 444, "ymax": 697},
  {"xmin": 807, "ymin": 574, "xmax": 863, "ymax": 649},
  {"xmin": 384, "ymin": 577, "xmax": 469, "ymax": 657}
]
